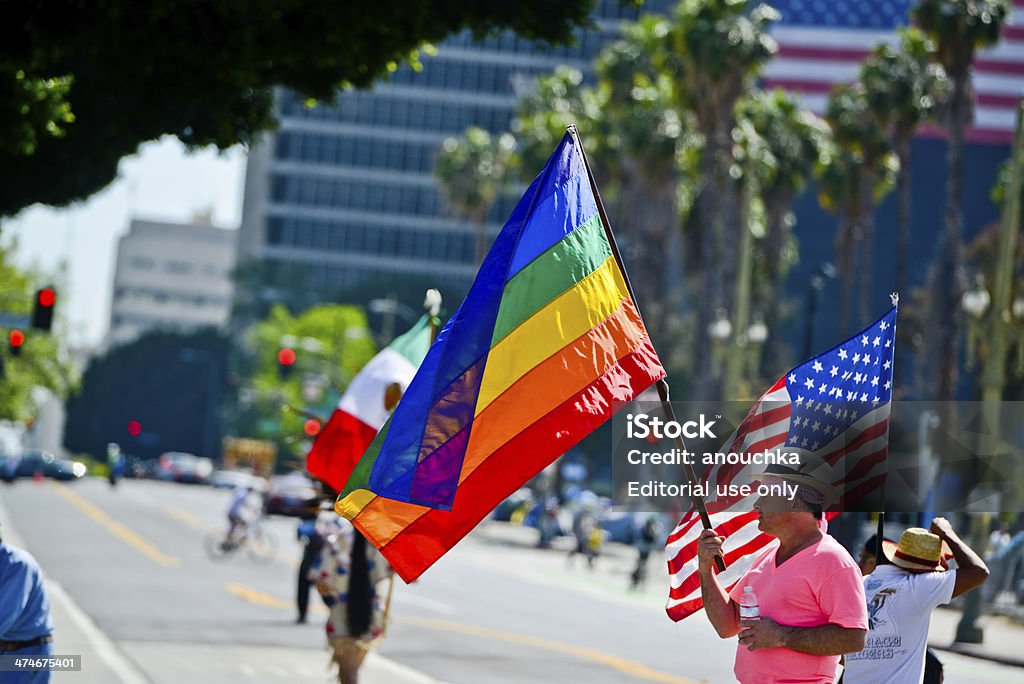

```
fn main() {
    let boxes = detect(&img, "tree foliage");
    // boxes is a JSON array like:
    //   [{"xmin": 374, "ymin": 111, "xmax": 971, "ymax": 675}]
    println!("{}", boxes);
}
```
[
  {"xmin": 435, "ymin": 127, "xmax": 517, "ymax": 265},
  {"xmin": 239, "ymin": 304, "xmax": 376, "ymax": 462},
  {"xmin": 0, "ymin": 241, "xmax": 69, "ymax": 421},
  {"xmin": 1, "ymin": 0, "xmax": 599, "ymax": 217},
  {"xmin": 913, "ymin": 0, "xmax": 1009, "ymax": 403},
  {"xmin": 63, "ymin": 329, "xmax": 229, "ymax": 460}
]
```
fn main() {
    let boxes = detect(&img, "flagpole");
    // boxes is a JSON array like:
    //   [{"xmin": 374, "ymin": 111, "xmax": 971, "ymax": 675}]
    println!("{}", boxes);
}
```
[
  {"xmin": 567, "ymin": 125, "xmax": 726, "ymax": 572},
  {"xmin": 381, "ymin": 288, "xmax": 444, "ymax": 635}
]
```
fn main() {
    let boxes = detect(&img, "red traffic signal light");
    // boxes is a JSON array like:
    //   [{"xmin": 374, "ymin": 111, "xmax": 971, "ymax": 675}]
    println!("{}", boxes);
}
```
[
  {"xmin": 9, "ymin": 329, "xmax": 25, "ymax": 356},
  {"xmin": 303, "ymin": 419, "xmax": 321, "ymax": 437},
  {"xmin": 128, "ymin": 420, "xmax": 142, "ymax": 436},
  {"xmin": 278, "ymin": 348, "xmax": 296, "ymax": 366},
  {"xmin": 31, "ymin": 288, "xmax": 56, "ymax": 332}
]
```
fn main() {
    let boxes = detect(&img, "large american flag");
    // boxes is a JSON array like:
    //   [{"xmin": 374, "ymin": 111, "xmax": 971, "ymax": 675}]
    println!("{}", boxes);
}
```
[
  {"xmin": 665, "ymin": 300, "xmax": 898, "ymax": 622},
  {"xmin": 762, "ymin": 0, "xmax": 1024, "ymax": 146}
]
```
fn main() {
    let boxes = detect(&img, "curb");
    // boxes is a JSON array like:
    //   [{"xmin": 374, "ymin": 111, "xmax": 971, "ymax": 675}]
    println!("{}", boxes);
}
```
[
  {"xmin": 0, "ymin": 493, "xmax": 151, "ymax": 684},
  {"xmin": 928, "ymin": 641, "xmax": 1024, "ymax": 669},
  {"xmin": 48, "ymin": 580, "xmax": 152, "ymax": 684}
]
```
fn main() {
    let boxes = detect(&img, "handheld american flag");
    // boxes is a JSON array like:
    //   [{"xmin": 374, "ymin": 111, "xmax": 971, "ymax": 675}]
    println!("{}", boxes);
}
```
[{"xmin": 665, "ymin": 298, "xmax": 898, "ymax": 622}]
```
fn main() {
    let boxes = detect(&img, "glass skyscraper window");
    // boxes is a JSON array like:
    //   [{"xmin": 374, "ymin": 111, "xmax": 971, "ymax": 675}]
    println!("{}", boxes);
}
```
[{"xmin": 238, "ymin": 1, "xmax": 677, "ymax": 307}]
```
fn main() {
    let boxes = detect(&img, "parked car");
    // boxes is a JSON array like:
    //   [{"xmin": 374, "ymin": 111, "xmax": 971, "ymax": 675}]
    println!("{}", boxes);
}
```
[
  {"xmin": 47, "ymin": 458, "xmax": 87, "ymax": 481},
  {"xmin": 157, "ymin": 452, "xmax": 213, "ymax": 484},
  {"xmin": 8, "ymin": 450, "xmax": 86, "ymax": 481},
  {"xmin": 209, "ymin": 469, "xmax": 267, "ymax": 491},
  {"xmin": 263, "ymin": 472, "xmax": 320, "ymax": 517},
  {"xmin": 1, "ymin": 453, "xmax": 20, "ymax": 482}
]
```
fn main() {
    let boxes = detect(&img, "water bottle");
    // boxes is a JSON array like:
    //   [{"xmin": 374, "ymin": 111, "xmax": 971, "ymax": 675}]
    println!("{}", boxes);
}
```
[{"xmin": 739, "ymin": 585, "xmax": 760, "ymax": 620}]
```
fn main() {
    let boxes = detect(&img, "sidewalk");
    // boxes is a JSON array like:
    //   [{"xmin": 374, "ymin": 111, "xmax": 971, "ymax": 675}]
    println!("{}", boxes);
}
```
[
  {"xmin": 0, "ymin": 494, "xmax": 443, "ymax": 684},
  {"xmin": 471, "ymin": 520, "xmax": 1024, "ymax": 669}
]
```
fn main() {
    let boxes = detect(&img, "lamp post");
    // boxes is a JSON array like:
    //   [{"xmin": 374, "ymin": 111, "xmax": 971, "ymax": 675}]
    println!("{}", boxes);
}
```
[
  {"xmin": 746, "ymin": 312, "xmax": 769, "ymax": 384},
  {"xmin": 708, "ymin": 307, "xmax": 733, "ymax": 386},
  {"xmin": 369, "ymin": 295, "xmax": 417, "ymax": 345},
  {"xmin": 803, "ymin": 263, "xmax": 837, "ymax": 360},
  {"xmin": 954, "ymin": 98, "xmax": 1024, "ymax": 644},
  {"xmin": 179, "ymin": 348, "xmax": 220, "ymax": 462}
]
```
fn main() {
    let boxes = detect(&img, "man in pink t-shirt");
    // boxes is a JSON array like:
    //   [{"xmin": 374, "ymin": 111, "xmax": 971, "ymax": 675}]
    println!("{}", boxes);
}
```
[{"xmin": 698, "ymin": 463, "xmax": 868, "ymax": 683}]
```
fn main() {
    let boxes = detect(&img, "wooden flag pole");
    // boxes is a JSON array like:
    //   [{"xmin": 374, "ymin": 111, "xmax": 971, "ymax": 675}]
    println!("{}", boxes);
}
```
[
  {"xmin": 381, "ymin": 288, "xmax": 445, "ymax": 636},
  {"xmin": 567, "ymin": 125, "xmax": 726, "ymax": 572}
]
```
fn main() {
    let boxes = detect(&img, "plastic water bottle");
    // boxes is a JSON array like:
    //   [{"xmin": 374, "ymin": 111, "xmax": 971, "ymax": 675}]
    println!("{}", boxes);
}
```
[{"xmin": 739, "ymin": 585, "xmax": 760, "ymax": 620}]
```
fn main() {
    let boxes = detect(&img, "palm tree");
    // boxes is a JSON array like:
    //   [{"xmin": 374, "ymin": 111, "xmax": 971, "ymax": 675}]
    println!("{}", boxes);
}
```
[
  {"xmin": 824, "ymin": 83, "xmax": 898, "ymax": 332},
  {"xmin": 657, "ymin": 0, "xmax": 779, "ymax": 397},
  {"xmin": 737, "ymin": 89, "xmax": 830, "ymax": 368},
  {"xmin": 593, "ymin": 17, "xmax": 694, "ymax": 349},
  {"xmin": 860, "ymin": 27, "xmax": 949, "ymax": 297},
  {"xmin": 435, "ymin": 127, "xmax": 516, "ymax": 266},
  {"xmin": 914, "ymin": 0, "xmax": 1009, "ymax": 402}
]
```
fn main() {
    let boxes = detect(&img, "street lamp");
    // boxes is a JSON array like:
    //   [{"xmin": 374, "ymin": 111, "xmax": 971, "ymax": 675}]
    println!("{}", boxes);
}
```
[
  {"xmin": 369, "ymin": 296, "xmax": 417, "ymax": 344},
  {"xmin": 180, "ymin": 348, "xmax": 220, "ymax": 461},
  {"xmin": 746, "ymin": 312, "xmax": 769, "ymax": 382},
  {"xmin": 962, "ymin": 274, "xmax": 992, "ymax": 371},
  {"xmin": 707, "ymin": 307, "xmax": 732, "ymax": 383},
  {"xmin": 803, "ymin": 263, "xmax": 837, "ymax": 359}
]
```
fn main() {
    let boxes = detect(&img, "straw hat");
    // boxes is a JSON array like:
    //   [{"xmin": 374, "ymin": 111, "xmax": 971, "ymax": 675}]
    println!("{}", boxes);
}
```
[
  {"xmin": 891, "ymin": 528, "xmax": 945, "ymax": 572},
  {"xmin": 750, "ymin": 450, "xmax": 838, "ymax": 506}
]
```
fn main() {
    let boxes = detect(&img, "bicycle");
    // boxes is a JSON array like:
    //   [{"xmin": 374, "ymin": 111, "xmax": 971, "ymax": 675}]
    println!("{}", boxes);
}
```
[{"xmin": 204, "ymin": 516, "xmax": 277, "ymax": 564}]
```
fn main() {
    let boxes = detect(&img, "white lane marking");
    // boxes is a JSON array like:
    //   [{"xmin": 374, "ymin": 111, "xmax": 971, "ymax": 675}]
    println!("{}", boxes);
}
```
[{"xmin": 48, "ymin": 580, "xmax": 152, "ymax": 684}]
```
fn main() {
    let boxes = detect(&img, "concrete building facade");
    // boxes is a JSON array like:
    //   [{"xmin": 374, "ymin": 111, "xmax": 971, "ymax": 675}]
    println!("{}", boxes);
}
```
[{"xmin": 107, "ymin": 218, "xmax": 236, "ymax": 347}]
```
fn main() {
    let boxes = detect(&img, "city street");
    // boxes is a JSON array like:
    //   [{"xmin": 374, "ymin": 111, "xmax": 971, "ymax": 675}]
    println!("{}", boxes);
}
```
[{"xmin": 1, "ymin": 478, "xmax": 1020, "ymax": 683}]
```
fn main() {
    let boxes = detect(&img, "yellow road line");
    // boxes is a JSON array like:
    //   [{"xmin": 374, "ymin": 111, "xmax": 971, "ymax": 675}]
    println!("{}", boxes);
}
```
[
  {"xmin": 51, "ymin": 483, "xmax": 181, "ymax": 567},
  {"xmin": 224, "ymin": 583, "xmax": 325, "ymax": 614},
  {"xmin": 225, "ymin": 582, "xmax": 293, "ymax": 609},
  {"xmin": 399, "ymin": 616, "xmax": 702, "ymax": 684},
  {"xmin": 221, "ymin": 583, "xmax": 700, "ymax": 684}
]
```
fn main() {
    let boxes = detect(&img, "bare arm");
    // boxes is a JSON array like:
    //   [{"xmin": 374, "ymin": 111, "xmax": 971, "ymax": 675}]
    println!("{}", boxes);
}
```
[
  {"xmin": 697, "ymin": 529, "xmax": 740, "ymax": 638},
  {"xmin": 930, "ymin": 517, "xmax": 989, "ymax": 598},
  {"xmin": 739, "ymin": 618, "xmax": 866, "ymax": 655}
]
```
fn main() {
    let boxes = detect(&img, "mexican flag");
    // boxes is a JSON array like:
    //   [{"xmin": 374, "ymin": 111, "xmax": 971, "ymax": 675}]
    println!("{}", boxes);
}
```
[{"xmin": 307, "ymin": 315, "xmax": 433, "ymax": 494}]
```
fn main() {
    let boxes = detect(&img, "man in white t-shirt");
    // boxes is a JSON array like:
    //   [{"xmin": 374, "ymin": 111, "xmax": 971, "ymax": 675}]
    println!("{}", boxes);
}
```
[{"xmin": 843, "ymin": 517, "xmax": 989, "ymax": 684}]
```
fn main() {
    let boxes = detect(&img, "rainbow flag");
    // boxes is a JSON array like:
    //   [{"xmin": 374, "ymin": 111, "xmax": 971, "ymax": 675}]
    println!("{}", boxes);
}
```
[{"xmin": 335, "ymin": 131, "xmax": 665, "ymax": 582}]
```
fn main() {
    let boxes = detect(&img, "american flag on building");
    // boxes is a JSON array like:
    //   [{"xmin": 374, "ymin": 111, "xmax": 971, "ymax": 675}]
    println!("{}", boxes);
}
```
[
  {"xmin": 762, "ymin": 0, "xmax": 1024, "ymax": 146},
  {"xmin": 665, "ymin": 300, "xmax": 898, "ymax": 622}
]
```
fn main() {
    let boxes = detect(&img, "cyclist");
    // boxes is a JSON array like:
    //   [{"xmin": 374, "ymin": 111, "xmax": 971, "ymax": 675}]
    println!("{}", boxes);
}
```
[{"xmin": 226, "ymin": 486, "xmax": 257, "ymax": 544}]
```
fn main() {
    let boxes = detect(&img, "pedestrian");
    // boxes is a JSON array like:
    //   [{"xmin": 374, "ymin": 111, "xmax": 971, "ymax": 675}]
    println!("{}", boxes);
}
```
[
  {"xmin": 851, "ymin": 533, "xmax": 942, "ymax": 684},
  {"xmin": 311, "ymin": 518, "xmax": 393, "ymax": 684},
  {"xmin": 0, "ymin": 523, "xmax": 54, "ymax": 684},
  {"xmin": 988, "ymin": 522, "xmax": 1011, "ymax": 557},
  {"xmin": 296, "ymin": 511, "xmax": 326, "ymax": 624},
  {"xmin": 697, "ymin": 462, "xmax": 868, "ymax": 684},
  {"xmin": 843, "ymin": 518, "xmax": 989, "ymax": 684},
  {"xmin": 568, "ymin": 509, "xmax": 599, "ymax": 569},
  {"xmin": 631, "ymin": 515, "xmax": 662, "ymax": 589}
]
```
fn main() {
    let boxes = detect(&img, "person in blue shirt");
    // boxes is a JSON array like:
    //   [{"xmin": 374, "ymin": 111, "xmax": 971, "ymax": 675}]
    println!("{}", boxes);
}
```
[{"xmin": 0, "ymin": 524, "xmax": 55, "ymax": 683}]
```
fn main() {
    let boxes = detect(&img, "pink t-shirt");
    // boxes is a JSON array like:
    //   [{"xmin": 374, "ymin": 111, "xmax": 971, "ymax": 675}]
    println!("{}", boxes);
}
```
[{"xmin": 728, "ymin": 533, "xmax": 868, "ymax": 684}]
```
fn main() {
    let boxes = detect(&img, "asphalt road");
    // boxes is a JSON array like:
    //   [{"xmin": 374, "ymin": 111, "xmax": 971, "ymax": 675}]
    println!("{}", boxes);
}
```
[{"xmin": 1, "ymin": 477, "xmax": 1020, "ymax": 683}]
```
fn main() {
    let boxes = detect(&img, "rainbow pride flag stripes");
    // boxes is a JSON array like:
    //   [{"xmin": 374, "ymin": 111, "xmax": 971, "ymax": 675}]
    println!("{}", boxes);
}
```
[{"xmin": 335, "ymin": 131, "xmax": 665, "ymax": 582}]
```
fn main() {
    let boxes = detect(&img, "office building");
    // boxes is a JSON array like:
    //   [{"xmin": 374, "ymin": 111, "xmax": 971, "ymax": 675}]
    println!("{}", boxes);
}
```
[{"xmin": 107, "ymin": 217, "xmax": 236, "ymax": 347}]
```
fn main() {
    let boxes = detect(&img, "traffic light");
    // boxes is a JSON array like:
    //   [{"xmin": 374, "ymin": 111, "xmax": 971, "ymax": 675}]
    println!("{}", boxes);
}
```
[
  {"xmin": 9, "ymin": 329, "xmax": 25, "ymax": 357},
  {"xmin": 278, "ymin": 348, "xmax": 296, "ymax": 379},
  {"xmin": 31, "ymin": 288, "xmax": 56, "ymax": 332},
  {"xmin": 128, "ymin": 420, "xmax": 142, "ymax": 437}
]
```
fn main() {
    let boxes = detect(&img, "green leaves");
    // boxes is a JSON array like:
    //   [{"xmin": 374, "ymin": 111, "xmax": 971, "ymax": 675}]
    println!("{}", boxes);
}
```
[{"xmin": 0, "ymin": 0, "xmax": 596, "ymax": 217}]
